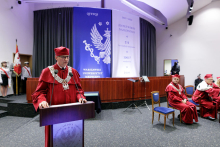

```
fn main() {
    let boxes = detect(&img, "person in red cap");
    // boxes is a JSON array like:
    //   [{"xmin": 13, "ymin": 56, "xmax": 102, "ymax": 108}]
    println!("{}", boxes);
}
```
[
  {"xmin": 214, "ymin": 77, "xmax": 220, "ymax": 88},
  {"xmin": 192, "ymin": 74, "xmax": 220, "ymax": 120},
  {"xmin": 32, "ymin": 46, "xmax": 87, "ymax": 147},
  {"xmin": 165, "ymin": 74, "xmax": 198, "ymax": 124}
]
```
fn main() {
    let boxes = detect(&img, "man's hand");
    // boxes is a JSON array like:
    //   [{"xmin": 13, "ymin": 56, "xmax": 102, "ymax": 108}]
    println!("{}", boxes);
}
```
[
  {"xmin": 39, "ymin": 101, "xmax": 49, "ymax": 109},
  {"xmin": 79, "ymin": 98, "xmax": 87, "ymax": 103},
  {"xmin": 182, "ymin": 99, "xmax": 187, "ymax": 104}
]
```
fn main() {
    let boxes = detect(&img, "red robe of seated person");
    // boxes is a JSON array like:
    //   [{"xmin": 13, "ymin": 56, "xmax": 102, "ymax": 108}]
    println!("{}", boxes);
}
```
[
  {"xmin": 211, "ymin": 83, "xmax": 220, "ymax": 110},
  {"xmin": 165, "ymin": 82, "xmax": 198, "ymax": 124},
  {"xmin": 32, "ymin": 63, "xmax": 86, "ymax": 147},
  {"xmin": 192, "ymin": 81, "xmax": 219, "ymax": 118}
]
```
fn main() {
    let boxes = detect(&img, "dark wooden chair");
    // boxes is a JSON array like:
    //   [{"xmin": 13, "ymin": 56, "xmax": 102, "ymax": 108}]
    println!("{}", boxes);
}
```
[
  {"xmin": 184, "ymin": 85, "xmax": 194, "ymax": 98},
  {"xmin": 151, "ymin": 91, "xmax": 175, "ymax": 130}
]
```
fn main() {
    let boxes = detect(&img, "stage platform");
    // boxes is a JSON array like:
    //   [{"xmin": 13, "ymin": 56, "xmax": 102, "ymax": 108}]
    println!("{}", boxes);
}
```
[
  {"xmin": 0, "ymin": 94, "xmax": 167, "ymax": 118},
  {"xmin": 26, "ymin": 75, "xmax": 185, "ymax": 103},
  {"xmin": 0, "ymin": 94, "xmax": 37, "ymax": 118}
]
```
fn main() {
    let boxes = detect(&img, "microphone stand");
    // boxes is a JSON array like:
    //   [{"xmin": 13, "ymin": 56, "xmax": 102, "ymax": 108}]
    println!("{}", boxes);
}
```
[
  {"xmin": 69, "ymin": 72, "xmax": 84, "ymax": 103},
  {"xmin": 50, "ymin": 70, "xmax": 58, "ymax": 106}
]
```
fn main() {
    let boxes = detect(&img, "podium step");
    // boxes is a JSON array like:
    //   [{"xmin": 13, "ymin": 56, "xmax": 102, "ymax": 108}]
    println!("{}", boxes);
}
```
[
  {"xmin": 0, "ymin": 110, "xmax": 8, "ymax": 118},
  {"xmin": 0, "ymin": 103, "xmax": 8, "ymax": 111},
  {"xmin": 0, "ymin": 98, "xmax": 12, "ymax": 103}
]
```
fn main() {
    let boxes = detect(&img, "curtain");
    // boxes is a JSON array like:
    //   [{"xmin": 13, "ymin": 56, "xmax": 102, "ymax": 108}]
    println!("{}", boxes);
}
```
[
  {"xmin": 32, "ymin": 8, "xmax": 73, "ymax": 77},
  {"xmin": 140, "ymin": 18, "xmax": 156, "ymax": 77}
]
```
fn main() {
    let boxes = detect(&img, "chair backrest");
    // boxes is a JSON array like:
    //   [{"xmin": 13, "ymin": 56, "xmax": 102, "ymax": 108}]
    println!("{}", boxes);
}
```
[
  {"xmin": 151, "ymin": 91, "xmax": 160, "ymax": 109},
  {"xmin": 184, "ymin": 85, "xmax": 194, "ymax": 97}
]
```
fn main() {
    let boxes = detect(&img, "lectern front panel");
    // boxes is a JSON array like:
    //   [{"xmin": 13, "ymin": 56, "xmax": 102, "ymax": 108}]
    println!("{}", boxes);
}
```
[
  {"xmin": 40, "ymin": 101, "xmax": 95, "ymax": 126},
  {"xmin": 53, "ymin": 120, "xmax": 83, "ymax": 147}
]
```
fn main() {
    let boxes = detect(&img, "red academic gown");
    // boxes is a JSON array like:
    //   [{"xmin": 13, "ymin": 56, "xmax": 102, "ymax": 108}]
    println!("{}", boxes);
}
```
[
  {"xmin": 32, "ymin": 63, "xmax": 86, "ymax": 147},
  {"xmin": 211, "ymin": 83, "xmax": 220, "ymax": 110},
  {"xmin": 192, "ymin": 82, "xmax": 219, "ymax": 118},
  {"xmin": 165, "ymin": 82, "xmax": 198, "ymax": 124}
]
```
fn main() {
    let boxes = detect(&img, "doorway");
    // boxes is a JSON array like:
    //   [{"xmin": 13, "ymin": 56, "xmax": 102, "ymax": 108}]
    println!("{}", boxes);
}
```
[
  {"xmin": 164, "ymin": 59, "xmax": 178, "ymax": 76},
  {"xmin": 13, "ymin": 53, "xmax": 32, "ymax": 93}
]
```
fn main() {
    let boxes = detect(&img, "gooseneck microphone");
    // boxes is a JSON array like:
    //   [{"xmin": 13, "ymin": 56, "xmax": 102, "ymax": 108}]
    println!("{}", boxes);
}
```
[
  {"xmin": 50, "ymin": 69, "xmax": 58, "ymax": 106},
  {"xmin": 69, "ymin": 72, "xmax": 84, "ymax": 103}
]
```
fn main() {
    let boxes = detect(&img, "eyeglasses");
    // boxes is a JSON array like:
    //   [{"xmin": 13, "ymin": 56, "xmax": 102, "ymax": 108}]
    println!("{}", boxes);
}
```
[
  {"xmin": 207, "ymin": 79, "xmax": 213, "ymax": 81},
  {"xmin": 58, "ymin": 56, "xmax": 69, "ymax": 59}
]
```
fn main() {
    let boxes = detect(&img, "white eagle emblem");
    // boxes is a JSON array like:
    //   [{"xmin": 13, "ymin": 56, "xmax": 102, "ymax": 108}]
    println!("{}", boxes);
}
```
[{"xmin": 83, "ymin": 23, "xmax": 111, "ymax": 64}]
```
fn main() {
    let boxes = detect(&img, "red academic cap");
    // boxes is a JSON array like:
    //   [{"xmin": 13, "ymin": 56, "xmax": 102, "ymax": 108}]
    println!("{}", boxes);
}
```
[
  {"xmin": 172, "ymin": 74, "xmax": 180, "ymax": 78},
  {"xmin": 54, "ymin": 46, "xmax": 69, "ymax": 56},
  {"xmin": 204, "ymin": 74, "xmax": 212, "ymax": 79}
]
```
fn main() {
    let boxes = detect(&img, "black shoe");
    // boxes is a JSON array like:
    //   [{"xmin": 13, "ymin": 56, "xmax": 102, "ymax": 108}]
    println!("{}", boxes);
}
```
[{"xmin": 208, "ymin": 116, "xmax": 215, "ymax": 120}]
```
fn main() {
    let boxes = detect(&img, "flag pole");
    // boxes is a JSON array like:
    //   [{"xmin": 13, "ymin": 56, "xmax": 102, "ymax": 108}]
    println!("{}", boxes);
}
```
[
  {"xmin": 16, "ymin": 39, "xmax": 18, "ymax": 95},
  {"xmin": 16, "ymin": 76, "xmax": 18, "ymax": 95}
]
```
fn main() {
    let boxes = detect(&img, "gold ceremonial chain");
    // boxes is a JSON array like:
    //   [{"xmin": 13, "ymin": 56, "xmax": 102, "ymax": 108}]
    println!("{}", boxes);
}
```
[{"xmin": 48, "ymin": 66, "xmax": 72, "ymax": 90}]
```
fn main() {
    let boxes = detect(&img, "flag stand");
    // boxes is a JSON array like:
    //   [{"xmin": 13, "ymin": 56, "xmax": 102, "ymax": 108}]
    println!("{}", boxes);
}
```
[
  {"xmin": 14, "ymin": 39, "xmax": 21, "ymax": 96},
  {"xmin": 16, "ymin": 75, "xmax": 18, "ymax": 95}
]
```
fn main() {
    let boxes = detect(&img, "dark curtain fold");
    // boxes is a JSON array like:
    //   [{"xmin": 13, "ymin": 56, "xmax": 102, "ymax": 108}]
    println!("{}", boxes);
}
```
[
  {"xmin": 33, "ymin": 8, "xmax": 73, "ymax": 77},
  {"xmin": 140, "ymin": 18, "xmax": 156, "ymax": 77}
]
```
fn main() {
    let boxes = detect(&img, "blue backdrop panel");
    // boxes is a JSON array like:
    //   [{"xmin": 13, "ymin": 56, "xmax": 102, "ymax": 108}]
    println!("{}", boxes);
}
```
[{"xmin": 73, "ymin": 7, "xmax": 112, "ymax": 78}]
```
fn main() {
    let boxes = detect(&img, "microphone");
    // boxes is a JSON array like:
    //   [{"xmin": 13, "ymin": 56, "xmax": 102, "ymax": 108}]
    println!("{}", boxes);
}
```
[
  {"xmin": 50, "ymin": 69, "xmax": 58, "ymax": 105},
  {"xmin": 69, "ymin": 72, "xmax": 84, "ymax": 103}
]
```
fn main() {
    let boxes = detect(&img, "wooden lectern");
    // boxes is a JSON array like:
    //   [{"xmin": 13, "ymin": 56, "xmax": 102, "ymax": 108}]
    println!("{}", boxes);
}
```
[{"xmin": 39, "ymin": 101, "xmax": 95, "ymax": 147}]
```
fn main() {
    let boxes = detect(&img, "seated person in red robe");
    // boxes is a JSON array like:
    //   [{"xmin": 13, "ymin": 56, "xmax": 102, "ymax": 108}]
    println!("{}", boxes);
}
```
[
  {"xmin": 32, "ymin": 46, "xmax": 87, "ymax": 147},
  {"xmin": 214, "ymin": 77, "xmax": 220, "ymax": 88},
  {"xmin": 165, "ymin": 74, "xmax": 198, "ymax": 124},
  {"xmin": 192, "ymin": 74, "xmax": 220, "ymax": 120}
]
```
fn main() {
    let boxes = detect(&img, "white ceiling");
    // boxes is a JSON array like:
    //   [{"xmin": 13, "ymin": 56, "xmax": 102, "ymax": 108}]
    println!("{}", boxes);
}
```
[
  {"xmin": 138, "ymin": 0, "xmax": 213, "ymax": 25},
  {"xmin": 22, "ymin": 0, "xmax": 215, "ymax": 26}
]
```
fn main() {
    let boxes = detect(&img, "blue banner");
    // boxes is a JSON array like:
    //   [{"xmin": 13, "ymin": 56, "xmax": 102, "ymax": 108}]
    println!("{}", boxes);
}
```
[{"xmin": 73, "ymin": 7, "xmax": 112, "ymax": 78}]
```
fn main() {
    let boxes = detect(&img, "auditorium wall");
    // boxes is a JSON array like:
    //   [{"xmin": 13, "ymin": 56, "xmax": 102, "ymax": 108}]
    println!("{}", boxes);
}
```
[
  {"xmin": 1, "ymin": 0, "xmax": 156, "ymax": 66},
  {"xmin": 0, "ymin": 0, "xmax": 34, "ymax": 64},
  {"xmin": 156, "ymin": 1, "xmax": 220, "ymax": 86}
]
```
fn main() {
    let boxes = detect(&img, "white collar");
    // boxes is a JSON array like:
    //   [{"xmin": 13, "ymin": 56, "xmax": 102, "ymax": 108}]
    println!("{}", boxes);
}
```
[
  {"xmin": 57, "ymin": 62, "xmax": 66, "ymax": 69},
  {"xmin": 197, "ymin": 81, "xmax": 212, "ymax": 91},
  {"xmin": 169, "ymin": 83, "xmax": 182, "ymax": 95}
]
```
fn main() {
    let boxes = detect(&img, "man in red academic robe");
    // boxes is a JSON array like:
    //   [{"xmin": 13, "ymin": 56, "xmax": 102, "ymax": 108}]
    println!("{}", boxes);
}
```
[
  {"xmin": 32, "ymin": 46, "xmax": 87, "ymax": 147},
  {"xmin": 165, "ymin": 74, "xmax": 198, "ymax": 124},
  {"xmin": 192, "ymin": 74, "xmax": 220, "ymax": 120}
]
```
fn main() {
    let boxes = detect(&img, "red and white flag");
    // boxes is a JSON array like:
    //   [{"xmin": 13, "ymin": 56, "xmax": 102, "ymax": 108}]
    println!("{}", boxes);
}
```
[{"xmin": 13, "ymin": 44, "xmax": 21, "ymax": 76}]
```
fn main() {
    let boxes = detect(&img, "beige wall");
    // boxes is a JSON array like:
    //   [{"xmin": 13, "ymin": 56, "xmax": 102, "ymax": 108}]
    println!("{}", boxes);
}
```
[{"xmin": 156, "ymin": 1, "xmax": 220, "ymax": 86}]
